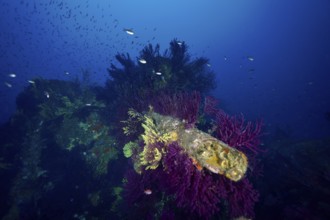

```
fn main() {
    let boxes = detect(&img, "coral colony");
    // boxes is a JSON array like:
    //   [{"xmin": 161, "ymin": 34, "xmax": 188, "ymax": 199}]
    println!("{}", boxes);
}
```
[
  {"xmin": 122, "ymin": 92, "xmax": 262, "ymax": 219},
  {"xmin": 0, "ymin": 39, "xmax": 262, "ymax": 219}
]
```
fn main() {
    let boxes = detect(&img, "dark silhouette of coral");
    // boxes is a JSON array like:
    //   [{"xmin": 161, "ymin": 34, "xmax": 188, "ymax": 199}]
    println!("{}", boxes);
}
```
[{"xmin": 105, "ymin": 39, "xmax": 215, "ymax": 110}]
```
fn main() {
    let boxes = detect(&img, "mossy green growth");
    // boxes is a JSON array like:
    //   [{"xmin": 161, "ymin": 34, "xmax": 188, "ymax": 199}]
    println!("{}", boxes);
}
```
[
  {"xmin": 86, "ymin": 139, "xmax": 118, "ymax": 176},
  {"xmin": 111, "ymin": 186, "xmax": 123, "ymax": 212},
  {"xmin": 36, "ymin": 81, "xmax": 105, "ymax": 121},
  {"xmin": 55, "ymin": 117, "xmax": 89, "ymax": 151},
  {"xmin": 55, "ymin": 112, "xmax": 118, "ymax": 176},
  {"xmin": 123, "ymin": 141, "xmax": 138, "ymax": 158},
  {"xmin": 121, "ymin": 108, "xmax": 144, "ymax": 136}
]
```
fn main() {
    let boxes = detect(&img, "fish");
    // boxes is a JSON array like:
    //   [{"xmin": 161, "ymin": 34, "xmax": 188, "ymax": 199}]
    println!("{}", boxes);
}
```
[
  {"xmin": 144, "ymin": 189, "xmax": 152, "ymax": 195},
  {"xmin": 124, "ymin": 28, "xmax": 134, "ymax": 35},
  {"xmin": 247, "ymin": 56, "xmax": 254, "ymax": 61},
  {"xmin": 152, "ymin": 69, "xmax": 162, "ymax": 75},
  {"xmin": 4, "ymin": 82, "xmax": 12, "ymax": 88},
  {"xmin": 8, "ymin": 73, "xmax": 16, "ymax": 78},
  {"xmin": 44, "ymin": 91, "xmax": 50, "ymax": 98},
  {"xmin": 138, "ymin": 58, "xmax": 147, "ymax": 64},
  {"xmin": 28, "ymin": 80, "xmax": 35, "ymax": 84}
]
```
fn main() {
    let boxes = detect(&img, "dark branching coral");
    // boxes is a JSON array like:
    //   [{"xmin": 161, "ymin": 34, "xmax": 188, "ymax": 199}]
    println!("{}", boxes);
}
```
[{"xmin": 105, "ymin": 39, "xmax": 215, "ymax": 110}]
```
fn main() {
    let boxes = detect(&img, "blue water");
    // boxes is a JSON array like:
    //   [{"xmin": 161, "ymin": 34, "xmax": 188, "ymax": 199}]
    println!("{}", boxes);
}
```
[
  {"xmin": 1, "ymin": 1, "xmax": 330, "ymax": 139},
  {"xmin": 2, "ymin": 0, "xmax": 330, "ymax": 140}
]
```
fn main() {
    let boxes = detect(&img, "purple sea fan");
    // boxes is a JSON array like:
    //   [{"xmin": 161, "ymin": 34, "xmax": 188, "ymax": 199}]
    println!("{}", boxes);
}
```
[
  {"xmin": 160, "ymin": 208, "xmax": 176, "ymax": 220},
  {"xmin": 123, "ymin": 169, "xmax": 145, "ymax": 206},
  {"xmin": 203, "ymin": 96, "xmax": 262, "ymax": 154},
  {"xmin": 163, "ymin": 142, "xmax": 226, "ymax": 219},
  {"xmin": 123, "ymin": 168, "xmax": 166, "ymax": 219},
  {"xmin": 203, "ymin": 95, "xmax": 219, "ymax": 116},
  {"xmin": 123, "ymin": 168, "xmax": 161, "ymax": 206},
  {"xmin": 226, "ymin": 178, "xmax": 259, "ymax": 219},
  {"xmin": 215, "ymin": 110, "xmax": 262, "ymax": 155}
]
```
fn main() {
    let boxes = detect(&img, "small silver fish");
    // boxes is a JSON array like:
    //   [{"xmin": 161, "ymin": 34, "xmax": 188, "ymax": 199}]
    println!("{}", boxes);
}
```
[
  {"xmin": 124, "ymin": 28, "xmax": 134, "ymax": 35},
  {"xmin": 138, "ymin": 58, "xmax": 147, "ymax": 64},
  {"xmin": 8, "ymin": 73, "xmax": 16, "ymax": 78},
  {"xmin": 247, "ymin": 56, "xmax": 254, "ymax": 61},
  {"xmin": 144, "ymin": 189, "xmax": 152, "ymax": 195},
  {"xmin": 44, "ymin": 91, "xmax": 50, "ymax": 98},
  {"xmin": 4, "ymin": 82, "xmax": 12, "ymax": 88}
]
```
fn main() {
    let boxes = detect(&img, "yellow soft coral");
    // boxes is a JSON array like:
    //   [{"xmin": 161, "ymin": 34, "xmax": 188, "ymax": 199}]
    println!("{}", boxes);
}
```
[
  {"xmin": 144, "ymin": 111, "xmax": 248, "ymax": 181},
  {"xmin": 141, "ymin": 115, "xmax": 178, "ymax": 146},
  {"xmin": 139, "ymin": 147, "xmax": 162, "ymax": 170},
  {"xmin": 141, "ymin": 115, "xmax": 159, "ymax": 145},
  {"xmin": 124, "ymin": 109, "xmax": 248, "ymax": 181}
]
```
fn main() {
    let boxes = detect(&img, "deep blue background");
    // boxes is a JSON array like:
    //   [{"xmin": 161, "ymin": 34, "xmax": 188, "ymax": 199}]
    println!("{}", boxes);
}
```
[{"xmin": 1, "ymin": 0, "xmax": 330, "ymax": 139}]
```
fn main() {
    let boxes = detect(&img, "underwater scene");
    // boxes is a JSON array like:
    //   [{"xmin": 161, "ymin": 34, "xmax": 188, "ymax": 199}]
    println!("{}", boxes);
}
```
[{"xmin": 0, "ymin": 1, "xmax": 330, "ymax": 220}]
